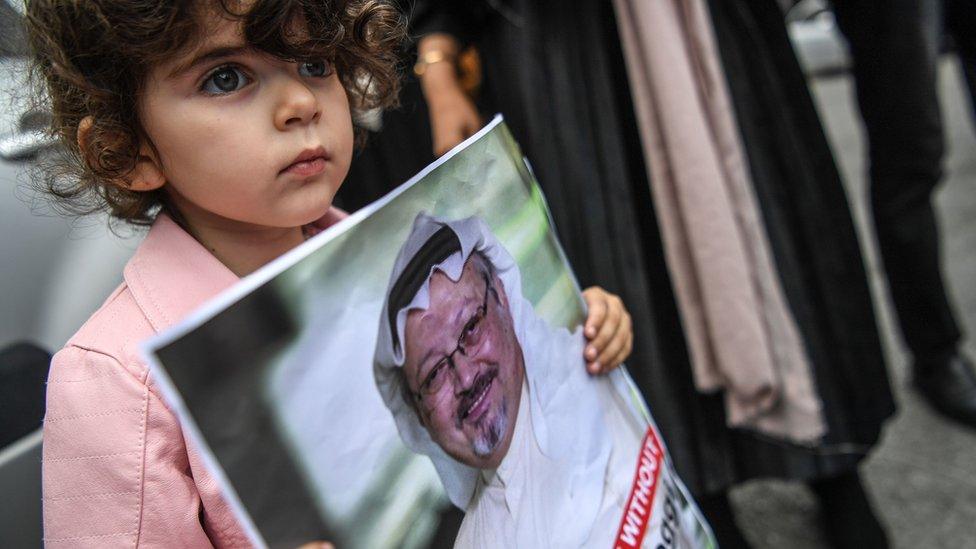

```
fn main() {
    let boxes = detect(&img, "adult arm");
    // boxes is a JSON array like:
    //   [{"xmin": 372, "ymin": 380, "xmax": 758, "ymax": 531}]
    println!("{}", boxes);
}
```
[
  {"xmin": 410, "ymin": 0, "xmax": 489, "ymax": 156},
  {"xmin": 417, "ymin": 33, "xmax": 484, "ymax": 156}
]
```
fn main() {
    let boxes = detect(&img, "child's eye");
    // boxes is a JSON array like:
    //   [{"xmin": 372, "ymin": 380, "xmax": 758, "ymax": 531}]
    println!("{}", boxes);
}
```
[
  {"xmin": 201, "ymin": 66, "xmax": 251, "ymax": 95},
  {"xmin": 298, "ymin": 60, "xmax": 333, "ymax": 78}
]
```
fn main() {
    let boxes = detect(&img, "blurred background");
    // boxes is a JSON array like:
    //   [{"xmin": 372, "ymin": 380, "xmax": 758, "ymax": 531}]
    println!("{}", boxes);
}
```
[{"xmin": 1, "ymin": 0, "xmax": 974, "ymax": 547}]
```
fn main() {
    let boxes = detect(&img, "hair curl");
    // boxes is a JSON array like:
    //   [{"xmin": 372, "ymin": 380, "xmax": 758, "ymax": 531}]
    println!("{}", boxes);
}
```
[{"xmin": 26, "ymin": 0, "xmax": 405, "ymax": 226}]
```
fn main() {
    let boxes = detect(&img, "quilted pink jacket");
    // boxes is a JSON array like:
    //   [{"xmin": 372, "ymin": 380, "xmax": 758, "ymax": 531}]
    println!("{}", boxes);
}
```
[{"xmin": 42, "ymin": 210, "xmax": 345, "ymax": 547}]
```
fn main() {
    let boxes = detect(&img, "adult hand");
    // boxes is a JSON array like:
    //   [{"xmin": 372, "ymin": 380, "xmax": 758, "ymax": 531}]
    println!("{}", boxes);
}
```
[
  {"xmin": 582, "ymin": 287, "xmax": 633, "ymax": 375},
  {"xmin": 417, "ymin": 34, "xmax": 482, "ymax": 157},
  {"xmin": 427, "ymin": 86, "xmax": 481, "ymax": 157}
]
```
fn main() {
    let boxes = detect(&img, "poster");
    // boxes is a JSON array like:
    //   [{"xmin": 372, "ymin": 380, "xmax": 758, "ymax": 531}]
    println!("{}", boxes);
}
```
[{"xmin": 144, "ymin": 116, "xmax": 715, "ymax": 549}]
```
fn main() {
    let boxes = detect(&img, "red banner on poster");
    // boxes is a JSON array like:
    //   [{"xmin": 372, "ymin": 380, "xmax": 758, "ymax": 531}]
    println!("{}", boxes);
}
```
[{"xmin": 614, "ymin": 427, "xmax": 664, "ymax": 549}]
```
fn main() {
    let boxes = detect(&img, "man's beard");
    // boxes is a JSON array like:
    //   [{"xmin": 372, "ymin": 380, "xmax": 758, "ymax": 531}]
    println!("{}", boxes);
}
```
[{"xmin": 472, "ymin": 400, "xmax": 508, "ymax": 458}]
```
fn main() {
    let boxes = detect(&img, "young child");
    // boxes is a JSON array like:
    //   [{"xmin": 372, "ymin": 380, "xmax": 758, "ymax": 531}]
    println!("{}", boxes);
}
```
[{"xmin": 27, "ymin": 0, "xmax": 635, "ymax": 546}]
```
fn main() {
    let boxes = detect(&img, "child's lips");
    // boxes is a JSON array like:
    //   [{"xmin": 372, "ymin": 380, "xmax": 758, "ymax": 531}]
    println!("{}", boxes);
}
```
[
  {"xmin": 282, "ymin": 157, "xmax": 327, "ymax": 177},
  {"xmin": 280, "ymin": 146, "xmax": 329, "ymax": 177}
]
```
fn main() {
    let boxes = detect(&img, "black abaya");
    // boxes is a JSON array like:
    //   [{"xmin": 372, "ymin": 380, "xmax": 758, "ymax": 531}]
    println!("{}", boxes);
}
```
[{"xmin": 708, "ymin": 0, "xmax": 896, "ymax": 484}]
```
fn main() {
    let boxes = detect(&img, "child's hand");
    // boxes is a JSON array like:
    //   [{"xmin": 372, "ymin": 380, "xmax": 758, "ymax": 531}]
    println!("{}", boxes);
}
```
[{"xmin": 582, "ymin": 287, "xmax": 633, "ymax": 375}]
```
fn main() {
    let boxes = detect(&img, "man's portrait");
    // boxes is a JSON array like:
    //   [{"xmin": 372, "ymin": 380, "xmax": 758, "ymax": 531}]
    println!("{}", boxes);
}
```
[
  {"xmin": 374, "ymin": 213, "xmax": 705, "ymax": 548},
  {"xmin": 399, "ymin": 245, "xmax": 524, "ymax": 470}
]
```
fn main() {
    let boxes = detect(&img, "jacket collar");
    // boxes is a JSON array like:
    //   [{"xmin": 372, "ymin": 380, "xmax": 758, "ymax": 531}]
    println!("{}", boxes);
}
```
[{"xmin": 123, "ymin": 213, "xmax": 239, "ymax": 333}]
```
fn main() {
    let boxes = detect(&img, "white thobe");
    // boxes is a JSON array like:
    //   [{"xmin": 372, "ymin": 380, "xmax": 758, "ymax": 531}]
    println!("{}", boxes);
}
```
[{"xmin": 453, "ymin": 378, "xmax": 699, "ymax": 548}]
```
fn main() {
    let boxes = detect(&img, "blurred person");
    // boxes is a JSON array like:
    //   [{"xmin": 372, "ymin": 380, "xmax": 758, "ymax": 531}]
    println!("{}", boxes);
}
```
[{"xmin": 831, "ymin": 0, "xmax": 976, "ymax": 427}]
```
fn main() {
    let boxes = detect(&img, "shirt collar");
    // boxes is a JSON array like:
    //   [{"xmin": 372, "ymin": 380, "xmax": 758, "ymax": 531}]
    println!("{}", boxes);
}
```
[
  {"xmin": 123, "ymin": 208, "xmax": 347, "ymax": 333},
  {"xmin": 123, "ymin": 213, "xmax": 239, "ymax": 333}
]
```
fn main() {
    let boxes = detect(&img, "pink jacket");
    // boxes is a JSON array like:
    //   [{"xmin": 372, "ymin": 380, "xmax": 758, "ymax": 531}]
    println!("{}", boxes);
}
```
[{"xmin": 42, "ymin": 210, "xmax": 344, "ymax": 547}]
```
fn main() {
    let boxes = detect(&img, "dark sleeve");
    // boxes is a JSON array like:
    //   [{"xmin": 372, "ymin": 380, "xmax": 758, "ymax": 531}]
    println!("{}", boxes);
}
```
[{"xmin": 407, "ymin": 0, "xmax": 491, "ymax": 47}]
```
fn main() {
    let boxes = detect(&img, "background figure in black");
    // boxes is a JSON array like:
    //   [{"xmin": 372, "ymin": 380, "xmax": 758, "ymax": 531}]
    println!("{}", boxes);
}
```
[
  {"xmin": 832, "ymin": 0, "xmax": 976, "ymax": 427},
  {"xmin": 708, "ymin": 1, "xmax": 894, "ymax": 546}
]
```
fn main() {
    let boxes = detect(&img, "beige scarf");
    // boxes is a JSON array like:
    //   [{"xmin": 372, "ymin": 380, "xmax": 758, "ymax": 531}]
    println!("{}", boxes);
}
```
[{"xmin": 613, "ymin": 0, "xmax": 825, "ymax": 443}]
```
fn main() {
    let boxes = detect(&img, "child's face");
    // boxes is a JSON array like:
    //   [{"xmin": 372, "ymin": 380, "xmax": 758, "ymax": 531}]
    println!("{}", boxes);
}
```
[{"xmin": 137, "ymin": 14, "xmax": 354, "ymax": 232}]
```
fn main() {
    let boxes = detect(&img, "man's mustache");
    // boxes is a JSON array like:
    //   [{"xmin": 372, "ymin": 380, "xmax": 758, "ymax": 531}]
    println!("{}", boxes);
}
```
[{"xmin": 456, "ymin": 367, "xmax": 498, "ymax": 424}]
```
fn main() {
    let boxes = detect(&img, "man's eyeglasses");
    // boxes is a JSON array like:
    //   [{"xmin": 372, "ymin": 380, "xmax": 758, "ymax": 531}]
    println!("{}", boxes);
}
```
[{"xmin": 413, "ymin": 274, "xmax": 492, "ymax": 408}]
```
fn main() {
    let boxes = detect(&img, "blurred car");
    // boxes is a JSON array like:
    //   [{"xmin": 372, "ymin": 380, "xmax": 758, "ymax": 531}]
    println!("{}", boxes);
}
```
[
  {"xmin": 0, "ymin": 0, "xmax": 137, "ymax": 355},
  {"xmin": 0, "ymin": 2, "xmax": 136, "ymax": 546}
]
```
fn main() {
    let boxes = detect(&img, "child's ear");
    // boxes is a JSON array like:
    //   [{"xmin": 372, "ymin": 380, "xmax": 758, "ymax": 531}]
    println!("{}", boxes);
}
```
[{"xmin": 77, "ymin": 116, "xmax": 166, "ymax": 192}]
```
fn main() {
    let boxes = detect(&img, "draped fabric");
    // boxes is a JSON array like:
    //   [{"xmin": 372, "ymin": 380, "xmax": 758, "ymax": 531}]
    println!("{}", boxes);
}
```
[
  {"xmin": 612, "ymin": 0, "xmax": 824, "ymax": 444},
  {"xmin": 706, "ymin": 0, "xmax": 896, "ymax": 481},
  {"xmin": 339, "ymin": 0, "xmax": 895, "ymax": 495}
]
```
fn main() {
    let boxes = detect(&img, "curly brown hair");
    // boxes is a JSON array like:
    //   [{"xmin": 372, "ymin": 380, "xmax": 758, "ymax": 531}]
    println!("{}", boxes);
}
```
[{"xmin": 26, "ymin": 0, "xmax": 405, "ymax": 226}]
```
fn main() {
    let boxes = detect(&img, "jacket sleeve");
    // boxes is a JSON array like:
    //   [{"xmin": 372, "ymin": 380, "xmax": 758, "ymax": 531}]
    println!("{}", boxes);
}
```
[
  {"xmin": 43, "ymin": 345, "xmax": 217, "ymax": 548},
  {"xmin": 408, "ymin": 0, "xmax": 491, "ymax": 47}
]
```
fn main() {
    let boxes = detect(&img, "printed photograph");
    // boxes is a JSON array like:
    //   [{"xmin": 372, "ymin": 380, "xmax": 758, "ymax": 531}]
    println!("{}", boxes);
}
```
[{"xmin": 145, "ymin": 118, "xmax": 713, "ymax": 548}]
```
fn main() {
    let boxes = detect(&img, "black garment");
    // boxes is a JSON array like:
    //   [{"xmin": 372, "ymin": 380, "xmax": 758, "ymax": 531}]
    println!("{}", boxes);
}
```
[
  {"xmin": 809, "ymin": 471, "xmax": 890, "ymax": 549},
  {"xmin": 708, "ymin": 0, "xmax": 895, "ymax": 485},
  {"xmin": 831, "ymin": 0, "xmax": 962, "ymax": 365},
  {"xmin": 343, "ymin": 0, "xmax": 894, "ymax": 496},
  {"xmin": 695, "ymin": 491, "xmax": 753, "ymax": 549},
  {"xmin": 0, "ymin": 342, "xmax": 50, "ymax": 447},
  {"xmin": 338, "ymin": 76, "xmax": 435, "ymax": 212}
]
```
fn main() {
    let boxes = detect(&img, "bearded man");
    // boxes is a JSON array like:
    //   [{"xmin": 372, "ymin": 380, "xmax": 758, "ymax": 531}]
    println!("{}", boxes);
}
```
[{"xmin": 373, "ymin": 213, "xmax": 713, "ymax": 548}]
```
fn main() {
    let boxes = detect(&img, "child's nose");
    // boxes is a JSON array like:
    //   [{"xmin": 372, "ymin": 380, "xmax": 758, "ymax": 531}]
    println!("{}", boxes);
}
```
[{"xmin": 274, "ymin": 78, "xmax": 320, "ymax": 130}]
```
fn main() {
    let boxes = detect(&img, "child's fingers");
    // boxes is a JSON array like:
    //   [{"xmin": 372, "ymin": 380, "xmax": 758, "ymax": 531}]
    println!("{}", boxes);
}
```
[
  {"xmin": 596, "ymin": 311, "xmax": 631, "ymax": 367},
  {"xmin": 605, "ymin": 332, "xmax": 634, "ymax": 373},
  {"xmin": 583, "ymin": 288, "xmax": 607, "ymax": 339},
  {"xmin": 590, "ymin": 298, "xmax": 624, "ymax": 352}
]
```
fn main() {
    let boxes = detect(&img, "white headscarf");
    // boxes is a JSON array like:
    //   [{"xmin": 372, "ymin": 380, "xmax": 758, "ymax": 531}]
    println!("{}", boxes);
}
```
[{"xmin": 373, "ymin": 213, "xmax": 612, "ymax": 545}]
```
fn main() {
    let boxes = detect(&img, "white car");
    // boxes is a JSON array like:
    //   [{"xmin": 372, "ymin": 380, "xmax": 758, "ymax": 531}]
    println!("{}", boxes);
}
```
[
  {"xmin": 0, "ymin": 6, "xmax": 136, "ymax": 355},
  {"xmin": 0, "ymin": 2, "xmax": 134, "ymax": 546}
]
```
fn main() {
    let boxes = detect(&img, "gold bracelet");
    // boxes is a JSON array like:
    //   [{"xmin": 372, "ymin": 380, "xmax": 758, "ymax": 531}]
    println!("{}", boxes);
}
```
[{"xmin": 413, "ymin": 50, "xmax": 455, "ymax": 77}]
